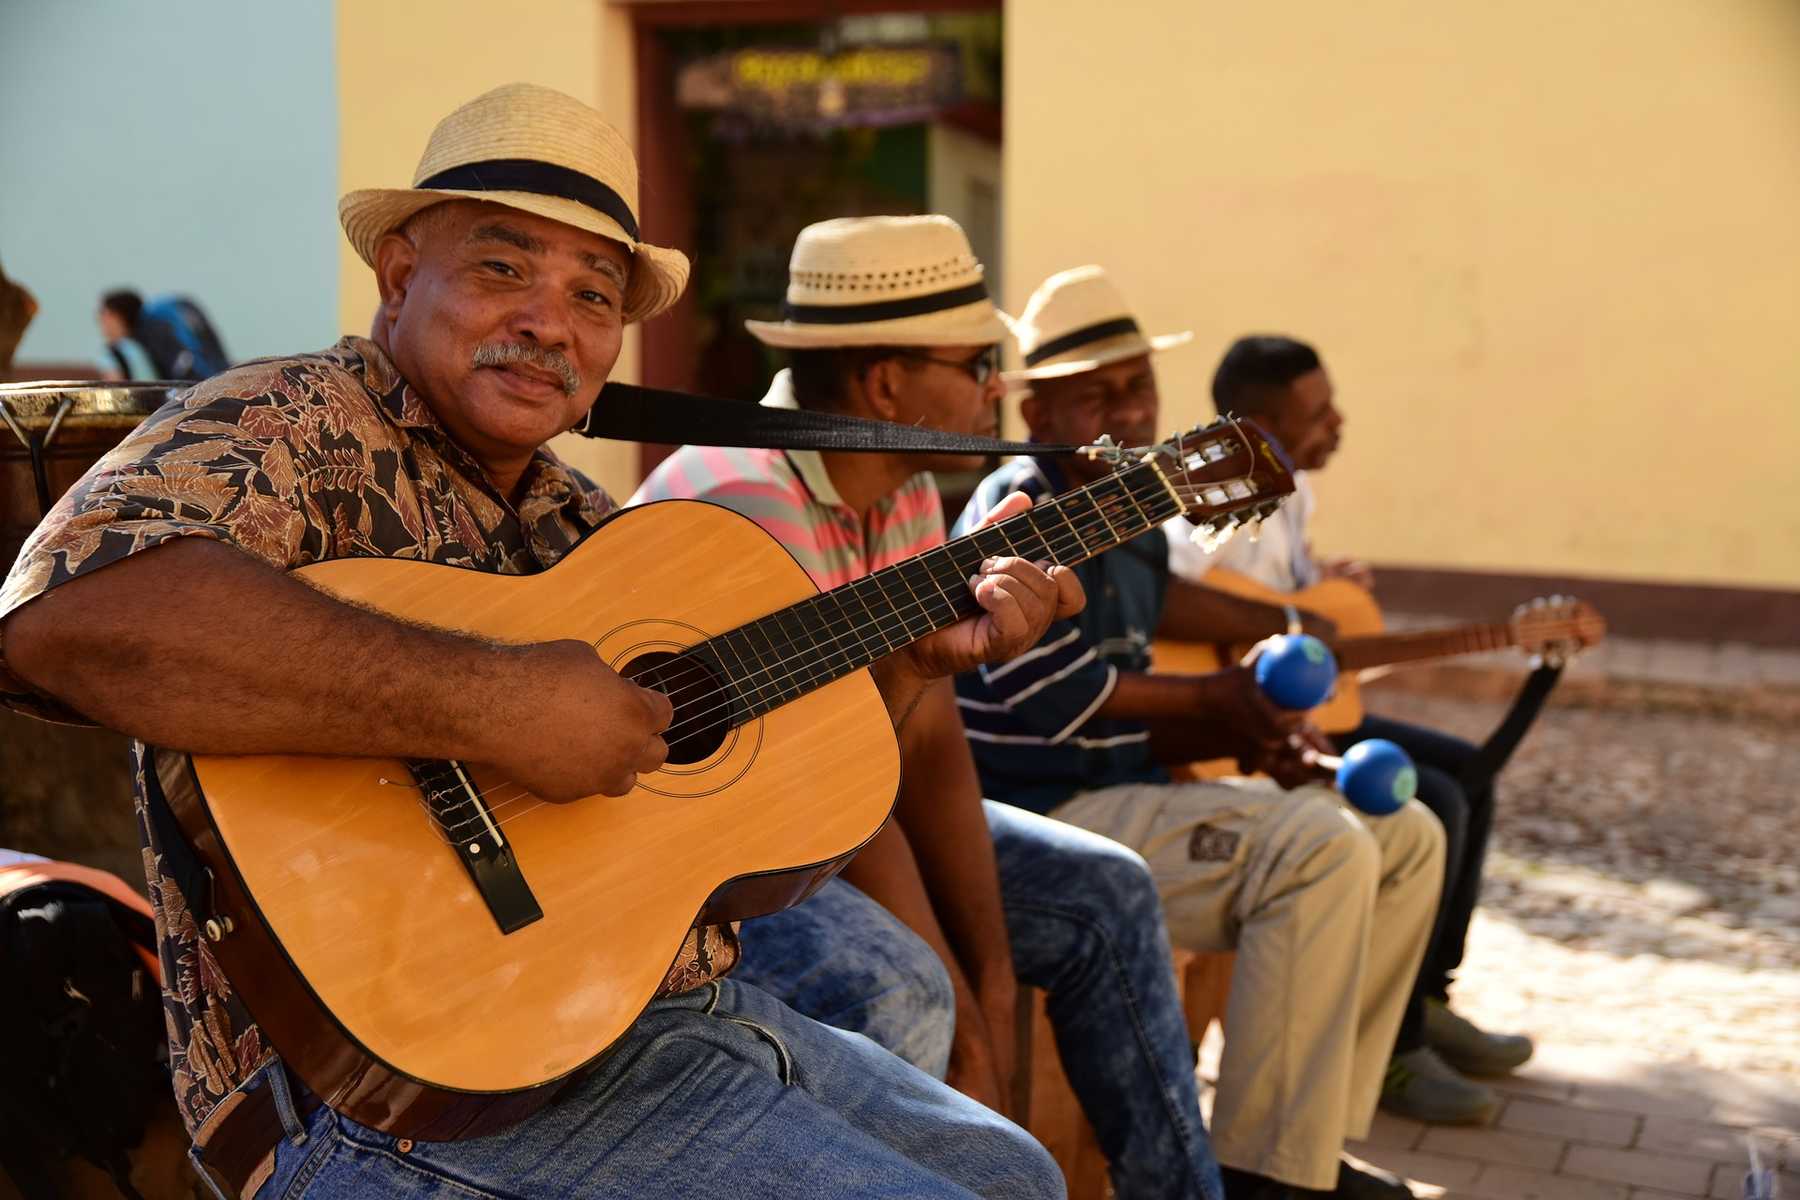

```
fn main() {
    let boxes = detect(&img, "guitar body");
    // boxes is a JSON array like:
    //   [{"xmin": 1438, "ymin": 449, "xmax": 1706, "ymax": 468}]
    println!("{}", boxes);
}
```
[
  {"xmin": 1155, "ymin": 568, "xmax": 1386, "ymax": 734},
  {"xmin": 178, "ymin": 500, "xmax": 899, "ymax": 1138}
]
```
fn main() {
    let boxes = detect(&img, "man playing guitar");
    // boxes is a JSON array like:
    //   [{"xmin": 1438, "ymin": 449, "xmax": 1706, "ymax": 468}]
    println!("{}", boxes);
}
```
[
  {"xmin": 1166, "ymin": 335, "xmax": 1537, "ymax": 1125},
  {"xmin": 0, "ymin": 85, "xmax": 1078, "ymax": 1198}
]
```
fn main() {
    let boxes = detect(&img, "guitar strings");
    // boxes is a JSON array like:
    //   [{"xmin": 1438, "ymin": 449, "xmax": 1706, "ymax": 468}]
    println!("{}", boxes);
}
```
[
  {"xmin": 417, "ymin": 509, "xmax": 1127, "ymax": 841},
  {"xmin": 411, "ymin": 443, "xmax": 1264, "ymax": 840},
  {"xmin": 611, "ymin": 444, "xmax": 1238, "ymax": 730},
  {"xmin": 420, "ymin": 486, "xmax": 1186, "ymax": 841},
  {"xmin": 596, "ymin": 431, "xmax": 1254, "ymax": 728},
  {"xmin": 428, "ymin": 478, "xmax": 1246, "ymax": 843},
  {"xmin": 412, "ymin": 439, "xmax": 1264, "ymax": 839}
]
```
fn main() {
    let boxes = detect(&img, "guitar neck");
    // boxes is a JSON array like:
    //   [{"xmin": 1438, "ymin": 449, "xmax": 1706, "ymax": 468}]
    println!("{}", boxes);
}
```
[
  {"xmin": 1331, "ymin": 623, "xmax": 1518, "ymax": 672},
  {"xmin": 709, "ymin": 460, "xmax": 1185, "ymax": 722}
]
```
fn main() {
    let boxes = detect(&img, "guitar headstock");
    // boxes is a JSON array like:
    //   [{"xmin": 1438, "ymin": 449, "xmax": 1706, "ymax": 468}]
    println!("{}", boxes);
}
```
[
  {"xmin": 1130, "ymin": 415, "xmax": 1298, "ymax": 550},
  {"xmin": 1509, "ymin": 596, "xmax": 1608, "ymax": 666}
]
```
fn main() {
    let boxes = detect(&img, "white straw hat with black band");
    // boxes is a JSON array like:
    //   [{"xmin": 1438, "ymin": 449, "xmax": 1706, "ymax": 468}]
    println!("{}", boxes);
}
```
[
  {"xmin": 745, "ymin": 215, "xmax": 1010, "ymax": 349},
  {"xmin": 338, "ymin": 82, "xmax": 689, "ymax": 325},
  {"xmin": 1005, "ymin": 265, "xmax": 1192, "ymax": 382}
]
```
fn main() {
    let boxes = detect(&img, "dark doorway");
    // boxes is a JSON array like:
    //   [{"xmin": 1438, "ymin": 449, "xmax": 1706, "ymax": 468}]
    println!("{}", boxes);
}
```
[{"xmin": 632, "ymin": 3, "xmax": 1002, "ymax": 477}]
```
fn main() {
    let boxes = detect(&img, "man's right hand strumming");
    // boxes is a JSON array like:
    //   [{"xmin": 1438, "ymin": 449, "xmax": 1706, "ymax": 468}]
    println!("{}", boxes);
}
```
[{"xmin": 505, "ymin": 640, "xmax": 672, "ymax": 801}]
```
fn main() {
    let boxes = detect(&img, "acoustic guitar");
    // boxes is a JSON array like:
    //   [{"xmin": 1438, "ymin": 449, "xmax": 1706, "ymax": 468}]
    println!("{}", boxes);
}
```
[
  {"xmin": 173, "ymin": 417, "xmax": 1296, "ymax": 1139},
  {"xmin": 1157, "ymin": 569, "xmax": 1608, "ymax": 733}
]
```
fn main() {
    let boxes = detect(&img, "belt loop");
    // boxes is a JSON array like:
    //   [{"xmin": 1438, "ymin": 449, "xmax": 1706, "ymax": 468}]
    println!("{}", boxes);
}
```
[
  {"xmin": 187, "ymin": 1144, "xmax": 235, "ymax": 1200},
  {"xmin": 265, "ymin": 1062, "xmax": 309, "ymax": 1147}
]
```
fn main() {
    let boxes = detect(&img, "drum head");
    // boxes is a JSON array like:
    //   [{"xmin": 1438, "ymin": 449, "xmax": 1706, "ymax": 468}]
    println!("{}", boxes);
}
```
[{"xmin": 0, "ymin": 380, "xmax": 181, "ymax": 430}]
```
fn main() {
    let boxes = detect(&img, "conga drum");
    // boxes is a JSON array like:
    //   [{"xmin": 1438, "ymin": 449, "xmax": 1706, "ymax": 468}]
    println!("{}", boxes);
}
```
[
  {"xmin": 0, "ymin": 381, "xmax": 178, "ymax": 886},
  {"xmin": 0, "ymin": 379, "xmax": 177, "ymax": 570}
]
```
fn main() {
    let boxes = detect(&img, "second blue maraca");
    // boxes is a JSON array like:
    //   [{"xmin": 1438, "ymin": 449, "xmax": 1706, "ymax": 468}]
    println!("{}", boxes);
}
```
[
  {"xmin": 1251, "ymin": 634, "xmax": 1417, "ymax": 815},
  {"xmin": 1326, "ymin": 738, "xmax": 1416, "ymax": 816}
]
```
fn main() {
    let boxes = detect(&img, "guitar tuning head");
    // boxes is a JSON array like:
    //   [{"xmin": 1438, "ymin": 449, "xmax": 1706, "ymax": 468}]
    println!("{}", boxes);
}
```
[{"xmin": 1080, "ymin": 434, "xmax": 1126, "ymax": 465}]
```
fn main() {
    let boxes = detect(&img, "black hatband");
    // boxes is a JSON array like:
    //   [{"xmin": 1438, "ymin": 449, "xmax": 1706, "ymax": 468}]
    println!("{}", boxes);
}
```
[
  {"xmin": 417, "ymin": 158, "xmax": 640, "ymax": 241},
  {"xmin": 1023, "ymin": 316, "xmax": 1142, "ymax": 366},
  {"xmin": 782, "ymin": 281, "xmax": 989, "ymax": 325}
]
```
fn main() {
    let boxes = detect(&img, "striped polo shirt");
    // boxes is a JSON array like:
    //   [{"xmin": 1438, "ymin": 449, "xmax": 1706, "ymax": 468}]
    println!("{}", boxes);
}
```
[
  {"xmin": 629, "ymin": 370, "xmax": 946, "ymax": 593},
  {"xmin": 952, "ymin": 456, "xmax": 1171, "ymax": 816}
]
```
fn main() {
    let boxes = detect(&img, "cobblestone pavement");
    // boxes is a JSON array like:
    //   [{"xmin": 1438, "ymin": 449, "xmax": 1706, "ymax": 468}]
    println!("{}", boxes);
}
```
[{"xmin": 1332, "ymin": 678, "xmax": 1799, "ymax": 1197}]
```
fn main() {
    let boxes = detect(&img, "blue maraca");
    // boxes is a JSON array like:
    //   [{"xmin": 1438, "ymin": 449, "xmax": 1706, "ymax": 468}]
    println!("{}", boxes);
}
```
[
  {"xmin": 1318, "ymin": 739, "xmax": 1416, "ymax": 816},
  {"xmin": 1253, "ymin": 634, "xmax": 1338, "ymax": 710},
  {"xmin": 1251, "ymin": 634, "xmax": 1417, "ymax": 814}
]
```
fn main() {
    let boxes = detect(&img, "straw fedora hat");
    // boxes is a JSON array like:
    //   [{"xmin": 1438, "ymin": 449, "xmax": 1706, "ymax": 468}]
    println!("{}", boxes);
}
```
[
  {"xmin": 338, "ymin": 83, "xmax": 688, "ymax": 324},
  {"xmin": 1005, "ymin": 265, "xmax": 1192, "ymax": 382},
  {"xmin": 745, "ymin": 215, "xmax": 1009, "ymax": 349}
]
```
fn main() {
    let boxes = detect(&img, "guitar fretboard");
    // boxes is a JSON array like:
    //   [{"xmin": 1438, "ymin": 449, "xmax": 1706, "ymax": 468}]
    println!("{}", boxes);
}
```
[
  {"xmin": 695, "ymin": 458, "xmax": 1184, "ymax": 723},
  {"xmin": 1332, "ymin": 623, "xmax": 1523, "ymax": 672}
]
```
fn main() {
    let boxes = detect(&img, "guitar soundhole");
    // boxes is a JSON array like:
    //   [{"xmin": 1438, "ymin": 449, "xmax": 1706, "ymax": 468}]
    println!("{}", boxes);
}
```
[{"xmin": 622, "ymin": 650, "xmax": 732, "ymax": 765}]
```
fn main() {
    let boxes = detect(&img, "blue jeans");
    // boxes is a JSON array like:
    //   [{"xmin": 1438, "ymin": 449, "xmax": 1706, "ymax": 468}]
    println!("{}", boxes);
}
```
[
  {"xmin": 737, "ymin": 877, "xmax": 955, "ymax": 1078},
  {"xmin": 251, "ymin": 978, "xmax": 1061, "ymax": 1199},
  {"xmin": 741, "ymin": 803, "xmax": 1223, "ymax": 1200}
]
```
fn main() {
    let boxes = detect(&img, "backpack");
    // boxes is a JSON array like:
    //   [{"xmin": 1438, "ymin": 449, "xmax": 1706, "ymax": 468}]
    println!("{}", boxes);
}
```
[
  {"xmin": 0, "ymin": 860, "xmax": 167, "ymax": 1200},
  {"xmin": 139, "ymin": 296, "xmax": 230, "ymax": 380}
]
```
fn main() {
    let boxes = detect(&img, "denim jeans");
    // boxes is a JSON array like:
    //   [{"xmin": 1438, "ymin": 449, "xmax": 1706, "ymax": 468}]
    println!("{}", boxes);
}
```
[
  {"xmin": 737, "ymin": 877, "xmax": 955, "ymax": 1078},
  {"xmin": 251, "ymin": 978, "xmax": 1062, "ymax": 1199},
  {"xmin": 1338, "ymin": 715, "xmax": 1492, "ymax": 1051},
  {"xmin": 740, "ymin": 803, "xmax": 1223, "ymax": 1200}
]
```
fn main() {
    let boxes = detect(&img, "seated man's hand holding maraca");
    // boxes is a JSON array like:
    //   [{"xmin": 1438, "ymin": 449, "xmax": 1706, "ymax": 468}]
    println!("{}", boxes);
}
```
[{"xmin": 1245, "ymin": 723, "xmax": 1337, "ymax": 790}]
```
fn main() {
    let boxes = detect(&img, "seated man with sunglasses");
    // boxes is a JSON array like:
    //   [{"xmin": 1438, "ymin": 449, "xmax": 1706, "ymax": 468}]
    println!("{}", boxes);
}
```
[{"xmin": 634, "ymin": 216, "xmax": 1228, "ymax": 1200}]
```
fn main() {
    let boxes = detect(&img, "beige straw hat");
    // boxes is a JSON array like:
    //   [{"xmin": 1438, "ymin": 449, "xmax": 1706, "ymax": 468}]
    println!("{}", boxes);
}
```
[
  {"xmin": 338, "ymin": 83, "xmax": 689, "ymax": 324},
  {"xmin": 745, "ymin": 215, "xmax": 1009, "ymax": 349},
  {"xmin": 1005, "ymin": 265, "xmax": 1192, "ymax": 381}
]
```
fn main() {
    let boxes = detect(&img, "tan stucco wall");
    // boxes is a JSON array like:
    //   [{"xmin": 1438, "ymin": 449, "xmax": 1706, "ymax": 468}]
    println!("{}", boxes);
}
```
[
  {"xmin": 335, "ymin": 0, "xmax": 642, "ymax": 497},
  {"xmin": 1006, "ymin": 0, "xmax": 1800, "ymax": 589}
]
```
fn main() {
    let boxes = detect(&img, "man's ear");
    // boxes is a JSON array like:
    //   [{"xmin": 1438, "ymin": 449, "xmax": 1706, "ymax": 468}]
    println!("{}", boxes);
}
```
[
  {"xmin": 372, "ymin": 230, "xmax": 420, "ymax": 327},
  {"xmin": 1018, "ymin": 390, "xmax": 1045, "ymax": 440},
  {"xmin": 859, "ymin": 356, "xmax": 909, "ymax": 424}
]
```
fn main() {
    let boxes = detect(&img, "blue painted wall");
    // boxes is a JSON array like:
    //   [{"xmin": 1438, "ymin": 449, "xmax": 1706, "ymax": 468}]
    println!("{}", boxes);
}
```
[{"xmin": 0, "ymin": 1, "xmax": 338, "ymax": 369}]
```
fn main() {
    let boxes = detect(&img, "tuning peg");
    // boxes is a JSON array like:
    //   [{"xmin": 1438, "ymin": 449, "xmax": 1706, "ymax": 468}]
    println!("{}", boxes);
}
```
[{"xmin": 1200, "ymin": 518, "xmax": 1242, "ymax": 555}]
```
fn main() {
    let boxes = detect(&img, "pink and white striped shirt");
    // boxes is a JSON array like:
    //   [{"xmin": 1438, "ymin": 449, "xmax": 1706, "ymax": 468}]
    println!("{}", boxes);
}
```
[{"xmin": 629, "ymin": 370, "xmax": 947, "ymax": 592}]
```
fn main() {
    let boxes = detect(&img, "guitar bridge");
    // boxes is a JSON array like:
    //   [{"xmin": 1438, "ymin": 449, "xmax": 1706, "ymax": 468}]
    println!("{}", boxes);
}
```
[{"xmin": 410, "ymin": 760, "xmax": 544, "ymax": 934}]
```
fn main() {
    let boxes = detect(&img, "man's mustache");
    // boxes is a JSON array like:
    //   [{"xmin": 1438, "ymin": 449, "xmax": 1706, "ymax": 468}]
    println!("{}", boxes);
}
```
[{"xmin": 472, "ymin": 342, "xmax": 580, "ymax": 397}]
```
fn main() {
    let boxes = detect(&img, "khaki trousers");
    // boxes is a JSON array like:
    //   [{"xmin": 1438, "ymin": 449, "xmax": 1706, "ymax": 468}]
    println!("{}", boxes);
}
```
[{"xmin": 1049, "ymin": 779, "xmax": 1444, "ymax": 1190}]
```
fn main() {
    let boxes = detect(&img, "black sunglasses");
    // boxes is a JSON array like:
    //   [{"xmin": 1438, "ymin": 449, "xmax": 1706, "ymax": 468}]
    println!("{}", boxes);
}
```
[{"xmin": 893, "ymin": 344, "xmax": 1002, "ymax": 386}]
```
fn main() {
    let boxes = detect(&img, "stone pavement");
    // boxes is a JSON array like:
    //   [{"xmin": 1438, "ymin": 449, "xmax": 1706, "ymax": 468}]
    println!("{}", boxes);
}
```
[
  {"xmin": 1342, "ymin": 1041, "xmax": 1798, "ymax": 1199},
  {"xmin": 1205, "ymin": 617, "xmax": 1800, "ymax": 1199}
]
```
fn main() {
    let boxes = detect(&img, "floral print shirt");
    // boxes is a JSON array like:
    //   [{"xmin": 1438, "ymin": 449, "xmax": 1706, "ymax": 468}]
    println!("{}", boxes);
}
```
[{"xmin": 0, "ymin": 337, "xmax": 738, "ymax": 1136}]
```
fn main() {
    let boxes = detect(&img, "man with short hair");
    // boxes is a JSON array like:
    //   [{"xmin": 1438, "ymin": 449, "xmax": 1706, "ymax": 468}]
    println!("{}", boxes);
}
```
[
  {"xmin": 636, "ymin": 216, "xmax": 1229, "ymax": 1200},
  {"xmin": 96, "ymin": 289, "xmax": 227, "ymax": 381},
  {"xmin": 957, "ymin": 265, "xmax": 1446, "ymax": 1200},
  {"xmin": 0, "ymin": 85, "xmax": 1072, "ymax": 1199},
  {"xmin": 1170, "ymin": 335, "xmax": 1532, "ymax": 1122}
]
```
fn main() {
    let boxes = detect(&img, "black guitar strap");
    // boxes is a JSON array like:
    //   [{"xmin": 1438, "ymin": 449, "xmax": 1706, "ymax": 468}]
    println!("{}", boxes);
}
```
[
  {"xmin": 1463, "ymin": 663, "xmax": 1565, "ymax": 791},
  {"xmin": 575, "ymin": 381, "xmax": 1081, "ymax": 456}
]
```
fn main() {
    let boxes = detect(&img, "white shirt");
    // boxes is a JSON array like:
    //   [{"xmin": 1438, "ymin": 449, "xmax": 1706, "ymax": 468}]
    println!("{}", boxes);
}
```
[{"xmin": 1164, "ymin": 472, "xmax": 1319, "ymax": 592}]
